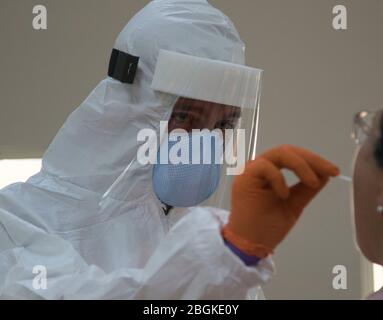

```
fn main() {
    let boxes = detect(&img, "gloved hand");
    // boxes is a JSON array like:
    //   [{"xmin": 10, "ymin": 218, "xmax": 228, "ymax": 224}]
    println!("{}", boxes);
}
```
[{"xmin": 222, "ymin": 145, "xmax": 340, "ymax": 258}]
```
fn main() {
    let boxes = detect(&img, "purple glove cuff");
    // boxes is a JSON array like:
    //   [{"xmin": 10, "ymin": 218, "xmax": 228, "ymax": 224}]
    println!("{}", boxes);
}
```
[{"xmin": 224, "ymin": 240, "xmax": 261, "ymax": 266}]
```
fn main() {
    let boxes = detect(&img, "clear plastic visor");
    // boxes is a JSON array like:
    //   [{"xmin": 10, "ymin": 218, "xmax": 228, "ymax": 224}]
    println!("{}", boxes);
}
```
[{"xmin": 100, "ymin": 50, "xmax": 263, "ymax": 210}]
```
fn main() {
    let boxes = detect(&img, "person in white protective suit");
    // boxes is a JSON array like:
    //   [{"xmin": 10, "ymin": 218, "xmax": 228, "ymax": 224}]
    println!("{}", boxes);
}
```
[
  {"xmin": 0, "ymin": 0, "xmax": 340, "ymax": 299},
  {"xmin": 0, "ymin": 0, "xmax": 272, "ymax": 299}
]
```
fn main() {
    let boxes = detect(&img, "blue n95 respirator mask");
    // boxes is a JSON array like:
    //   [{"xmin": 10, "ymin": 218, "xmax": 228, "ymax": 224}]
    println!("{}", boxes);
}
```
[{"xmin": 152, "ymin": 131, "xmax": 223, "ymax": 207}]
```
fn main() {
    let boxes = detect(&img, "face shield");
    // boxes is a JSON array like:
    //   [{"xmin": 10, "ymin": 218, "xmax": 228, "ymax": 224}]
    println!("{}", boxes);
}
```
[{"xmin": 101, "ymin": 50, "xmax": 262, "ymax": 210}]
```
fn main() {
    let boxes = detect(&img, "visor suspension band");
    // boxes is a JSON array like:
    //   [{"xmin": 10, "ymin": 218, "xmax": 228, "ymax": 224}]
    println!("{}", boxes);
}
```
[{"xmin": 108, "ymin": 48, "xmax": 140, "ymax": 84}]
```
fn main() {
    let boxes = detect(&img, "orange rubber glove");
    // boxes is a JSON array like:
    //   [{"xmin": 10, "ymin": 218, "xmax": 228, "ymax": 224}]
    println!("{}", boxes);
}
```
[{"xmin": 222, "ymin": 145, "xmax": 340, "ymax": 258}]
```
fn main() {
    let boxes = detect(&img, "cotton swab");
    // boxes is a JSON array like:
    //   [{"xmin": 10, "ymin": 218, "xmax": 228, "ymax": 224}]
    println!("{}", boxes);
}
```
[{"xmin": 337, "ymin": 175, "xmax": 352, "ymax": 183}]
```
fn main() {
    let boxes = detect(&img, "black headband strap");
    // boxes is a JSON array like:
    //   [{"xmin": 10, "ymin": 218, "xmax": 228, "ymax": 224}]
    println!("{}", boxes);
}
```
[{"xmin": 108, "ymin": 49, "xmax": 140, "ymax": 84}]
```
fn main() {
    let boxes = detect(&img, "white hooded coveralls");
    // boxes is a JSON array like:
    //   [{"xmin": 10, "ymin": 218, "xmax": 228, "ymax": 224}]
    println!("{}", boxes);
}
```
[{"xmin": 0, "ymin": 0, "xmax": 274, "ymax": 299}]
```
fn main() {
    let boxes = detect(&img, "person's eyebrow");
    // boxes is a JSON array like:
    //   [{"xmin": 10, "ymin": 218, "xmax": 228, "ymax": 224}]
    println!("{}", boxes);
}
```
[
  {"xmin": 173, "ymin": 103, "xmax": 190, "ymax": 114},
  {"xmin": 174, "ymin": 102, "xmax": 205, "ymax": 115}
]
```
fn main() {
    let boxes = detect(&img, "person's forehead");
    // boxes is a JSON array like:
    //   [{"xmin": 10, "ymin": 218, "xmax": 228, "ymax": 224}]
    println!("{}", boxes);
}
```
[{"xmin": 175, "ymin": 97, "xmax": 241, "ymax": 115}]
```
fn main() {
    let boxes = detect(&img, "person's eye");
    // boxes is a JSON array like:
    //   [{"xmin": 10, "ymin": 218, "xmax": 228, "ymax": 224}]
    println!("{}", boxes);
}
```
[
  {"xmin": 171, "ymin": 112, "xmax": 189, "ymax": 123},
  {"xmin": 215, "ymin": 121, "xmax": 235, "ymax": 130}
]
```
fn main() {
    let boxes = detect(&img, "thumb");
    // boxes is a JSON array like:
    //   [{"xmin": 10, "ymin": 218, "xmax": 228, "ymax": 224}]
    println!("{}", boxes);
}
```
[{"xmin": 287, "ymin": 176, "xmax": 330, "ymax": 217}]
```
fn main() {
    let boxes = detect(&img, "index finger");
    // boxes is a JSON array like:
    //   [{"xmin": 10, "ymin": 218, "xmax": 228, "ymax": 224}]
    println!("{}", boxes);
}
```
[{"xmin": 285, "ymin": 146, "xmax": 340, "ymax": 177}]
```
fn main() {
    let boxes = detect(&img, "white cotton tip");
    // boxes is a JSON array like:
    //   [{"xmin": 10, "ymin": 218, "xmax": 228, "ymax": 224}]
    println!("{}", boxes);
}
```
[{"xmin": 337, "ymin": 175, "xmax": 352, "ymax": 182}]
